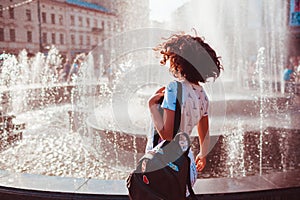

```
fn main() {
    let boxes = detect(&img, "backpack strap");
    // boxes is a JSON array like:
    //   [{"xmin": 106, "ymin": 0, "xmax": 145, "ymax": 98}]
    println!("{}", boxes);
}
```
[
  {"xmin": 173, "ymin": 81, "xmax": 182, "ymax": 138},
  {"xmin": 153, "ymin": 81, "xmax": 182, "ymax": 146},
  {"xmin": 186, "ymin": 154, "xmax": 197, "ymax": 199},
  {"xmin": 175, "ymin": 82, "xmax": 197, "ymax": 199}
]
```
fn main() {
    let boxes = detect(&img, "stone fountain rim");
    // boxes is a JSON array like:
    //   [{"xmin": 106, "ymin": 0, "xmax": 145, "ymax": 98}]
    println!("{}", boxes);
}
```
[{"xmin": 0, "ymin": 169, "xmax": 299, "ymax": 199}]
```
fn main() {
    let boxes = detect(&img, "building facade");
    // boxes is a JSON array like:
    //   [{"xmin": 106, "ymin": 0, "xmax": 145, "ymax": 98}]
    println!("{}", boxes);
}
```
[
  {"xmin": 288, "ymin": 0, "xmax": 300, "ymax": 56},
  {"xmin": 0, "ymin": 0, "xmax": 116, "ymax": 57},
  {"xmin": 87, "ymin": 0, "xmax": 150, "ymax": 31}
]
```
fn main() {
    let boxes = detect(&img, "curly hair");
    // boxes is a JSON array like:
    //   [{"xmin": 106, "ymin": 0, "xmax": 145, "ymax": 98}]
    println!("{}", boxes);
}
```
[{"xmin": 154, "ymin": 33, "xmax": 222, "ymax": 84}]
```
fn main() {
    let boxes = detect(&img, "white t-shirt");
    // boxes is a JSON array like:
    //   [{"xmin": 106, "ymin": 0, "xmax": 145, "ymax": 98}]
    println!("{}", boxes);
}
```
[
  {"xmin": 161, "ymin": 79, "xmax": 209, "ymax": 134},
  {"xmin": 146, "ymin": 79, "xmax": 209, "ymax": 186}
]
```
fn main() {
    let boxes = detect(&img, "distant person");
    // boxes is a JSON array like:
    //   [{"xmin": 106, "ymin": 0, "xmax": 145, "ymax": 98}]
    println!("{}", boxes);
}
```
[
  {"xmin": 296, "ymin": 56, "xmax": 300, "ymax": 83},
  {"xmin": 283, "ymin": 56, "xmax": 296, "ymax": 93},
  {"xmin": 106, "ymin": 65, "xmax": 114, "ymax": 88},
  {"xmin": 283, "ymin": 65, "xmax": 294, "ymax": 82},
  {"xmin": 59, "ymin": 58, "xmax": 71, "ymax": 82},
  {"xmin": 67, "ymin": 59, "xmax": 80, "ymax": 83}
]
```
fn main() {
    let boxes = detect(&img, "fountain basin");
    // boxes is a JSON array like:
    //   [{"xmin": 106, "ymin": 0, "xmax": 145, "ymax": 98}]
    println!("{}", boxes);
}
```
[
  {"xmin": 0, "ymin": 83, "xmax": 298, "ymax": 199},
  {"xmin": 0, "ymin": 84, "xmax": 298, "ymax": 199},
  {"xmin": 0, "ymin": 169, "xmax": 299, "ymax": 199},
  {"xmin": 87, "ymin": 114, "xmax": 300, "ymax": 177},
  {"xmin": 85, "ymin": 87, "xmax": 300, "ymax": 176}
]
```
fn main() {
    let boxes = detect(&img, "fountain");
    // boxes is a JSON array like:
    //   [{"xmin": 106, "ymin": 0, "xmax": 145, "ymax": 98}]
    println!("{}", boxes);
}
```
[
  {"xmin": 0, "ymin": 0, "xmax": 299, "ymax": 199},
  {"xmin": 83, "ymin": 26, "xmax": 299, "ymax": 177}
]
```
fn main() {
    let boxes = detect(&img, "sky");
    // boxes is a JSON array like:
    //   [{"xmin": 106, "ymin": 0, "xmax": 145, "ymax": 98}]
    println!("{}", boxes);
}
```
[{"xmin": 149, "ymin": 0, "xmax": 190, "ymax": 22}]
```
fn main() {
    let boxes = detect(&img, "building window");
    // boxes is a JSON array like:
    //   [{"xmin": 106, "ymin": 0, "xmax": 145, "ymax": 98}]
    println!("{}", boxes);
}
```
[
  {"xmin": 51, "ymin": 33, "xmax": 55, "ymax": 44},
  {"xmin": 86, "ymin": 18, "xmax": 90, "ymax": 27},
  {"xmin": 101, "ymin": 21, "xmax": 104, "ymax": 29},
  {"xmin": 0, "ymin": 5, "xmax": 3, "ymax": 17},
  {"xmin": 51, "ymin": 14, "xmax": 55, "ymax": 24},
  {"xmin": 59, "ymin": 15, "xmax": 63, "ymax": 25},
  {"xmin": 42, "ymin": 12, "xmax": 46, "ymax": 23},
  {"xmin": 9, "ymin": 29, "xmax": 15, "ymax": 42},
  {"xmin": 9, "ymin": 7, "xmax": 14, "ymax": 19},
  {"xmin": 70, "ymin": 15, "xmax": 74, "ymax": 26},
  {"xmin": 0, "ymin": 28, "xmax": 4, "ymax": 41},
  {"xmin": 59, "ymin": 33, "xmax": 64, "ymax": 44},
  {"xmin": 79, "ymin": 35, "xmax": 83, "ymax": 45},
  {"xmin": 42, "ymin": 32, "xmax": 47, "ymax": 44},
  {"xmin": 78, "ymin": 16, "xmax": 83, "ymax": 26},
  {"xmin": 26, "ymin": 9, "xmax": 31, "ymax": 21},
  {"xmin": 71, "ymin": 34, "xmax": 75, "ymax": 45},
  {"xmin": 27, "ymin": 31, "xmax": 32, "ymax": 42},
  {"xmin": 93, "ymin": 19, "xmax": 97, "ymax": 27},
  {"xmin": 107, "ymin": 22, "xmax": 111, "ymax": 31},
  {"xmin": 87, "ymin": 35, "xmax": 90, "ymax": 46}
]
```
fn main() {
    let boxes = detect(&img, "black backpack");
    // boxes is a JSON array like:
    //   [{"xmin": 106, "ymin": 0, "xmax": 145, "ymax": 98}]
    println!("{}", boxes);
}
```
[{"xmin": 126, "ymin": 81, "xmax": 197, "ymax": 200}]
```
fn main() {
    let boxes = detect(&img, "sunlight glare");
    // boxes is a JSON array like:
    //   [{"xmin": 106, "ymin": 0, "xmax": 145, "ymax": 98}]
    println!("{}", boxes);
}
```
[{"xmin": 149, "ymin": 0, "xmax": 190, "ymax": 22}]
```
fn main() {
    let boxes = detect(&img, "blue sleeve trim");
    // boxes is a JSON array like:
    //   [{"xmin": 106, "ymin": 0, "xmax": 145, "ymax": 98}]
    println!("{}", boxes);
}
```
[{"xmin": 161, "ymin": 81, "xmax": 177, "ymax": 111}]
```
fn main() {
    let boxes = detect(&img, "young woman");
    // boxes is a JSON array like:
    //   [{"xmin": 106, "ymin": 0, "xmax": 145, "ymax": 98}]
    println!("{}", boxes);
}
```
[{"xmin": 146, "ymin": 33, "xmax": 222, "ymax": 186}]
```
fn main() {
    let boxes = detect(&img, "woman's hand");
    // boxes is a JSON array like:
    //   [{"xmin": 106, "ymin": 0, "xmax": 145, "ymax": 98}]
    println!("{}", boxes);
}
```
[
  {"xmin": 195, "ymin": 154, "xmax": 206, "ymax": 172},
  {"xmin": 148, "ymin": 86, "xmax": 165, "ymax": 107}
]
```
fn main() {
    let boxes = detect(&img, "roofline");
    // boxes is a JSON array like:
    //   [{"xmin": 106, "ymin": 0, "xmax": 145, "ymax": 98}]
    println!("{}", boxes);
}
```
[
  {"xmin": 64, "ymin": 0, "xmax": 115, "ymax": 16},
  {"xmin": 39, "ymin": 0, "xmax": 115, "ymax": 16}
]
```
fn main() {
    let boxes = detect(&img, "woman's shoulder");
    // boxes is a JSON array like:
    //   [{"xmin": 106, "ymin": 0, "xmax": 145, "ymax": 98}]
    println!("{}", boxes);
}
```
[{"xmin": 166, "ymin": 80, "xmax": 179, "ymax": 91}]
